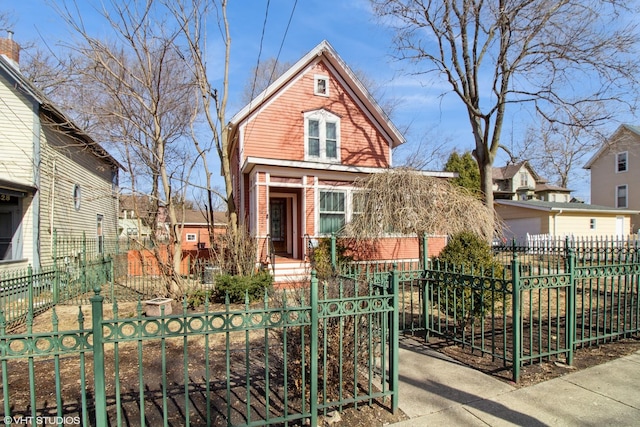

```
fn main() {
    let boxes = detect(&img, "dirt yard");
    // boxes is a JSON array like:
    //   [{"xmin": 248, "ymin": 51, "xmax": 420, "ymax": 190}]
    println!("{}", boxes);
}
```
[{"xmin": 2, "ymin": 302, "xmax": 639, "ymax": 426}]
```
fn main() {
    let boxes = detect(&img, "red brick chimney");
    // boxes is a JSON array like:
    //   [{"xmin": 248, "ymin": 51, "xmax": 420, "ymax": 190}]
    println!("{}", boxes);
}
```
[{"xmin": 0, "ymin": 31, "xmax": 20, "ymax": 68}]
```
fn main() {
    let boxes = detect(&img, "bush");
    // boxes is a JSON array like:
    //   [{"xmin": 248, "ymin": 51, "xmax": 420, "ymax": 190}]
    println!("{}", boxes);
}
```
[
  {"xmin": 214, "ymin": 271, "xmax": 273, "ymax": 303},
  {"xmin": 186, "ymin": 289, "xmax": 214, "ymax": 309},
  {"xmin": 310, "ymin": 238, "xmax": 353, "ymax": 280},
  {"xmin": 433, "ymin": 231, "xmax": 507, "ymax": 328}
]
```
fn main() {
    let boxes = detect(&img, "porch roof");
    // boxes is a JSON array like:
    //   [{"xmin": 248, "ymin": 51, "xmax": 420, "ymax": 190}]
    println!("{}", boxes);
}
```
[{"xmin": 241, "ymin": 156, "xmax": 456, "ymax": 178}]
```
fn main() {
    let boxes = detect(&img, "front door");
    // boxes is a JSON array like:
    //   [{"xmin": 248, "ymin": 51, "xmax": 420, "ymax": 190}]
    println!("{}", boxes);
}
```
[{"xmin": 270, "ymin": 198, "xmax": 287, "ymax": 254}]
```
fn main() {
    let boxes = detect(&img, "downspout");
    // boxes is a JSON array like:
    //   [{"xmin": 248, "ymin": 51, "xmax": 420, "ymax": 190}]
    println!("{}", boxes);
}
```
[{"xmin": 553, "ymin": 209, "xmax": 563, "ymax": 238}]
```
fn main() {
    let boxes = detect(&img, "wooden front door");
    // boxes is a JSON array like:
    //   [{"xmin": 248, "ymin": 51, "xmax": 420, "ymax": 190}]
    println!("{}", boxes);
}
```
[{"xmin": 270, "ymin": 198, "xmax": 287, "ymax": 254}]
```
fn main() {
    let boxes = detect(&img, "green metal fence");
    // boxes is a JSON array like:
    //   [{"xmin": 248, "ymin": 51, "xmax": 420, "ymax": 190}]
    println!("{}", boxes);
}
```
[
  {"xmin": 0, "ymin": 270, "xmax": 400, "ymax": 426},
  {"xmin": 336, "ymin": 235, "xmax": 640, "ymax": 382}
]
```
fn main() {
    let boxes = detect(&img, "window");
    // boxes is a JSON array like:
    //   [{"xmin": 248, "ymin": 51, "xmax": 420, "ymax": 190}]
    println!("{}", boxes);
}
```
[
  {"xmin": 314, "ymin": 75, "xmax": 329, "ymax": 96},
  {"xmin": 590, "ymin": 219, "xmax": 596, "ymax": 230},
  {"xmin": 520, "ymin": 172, "xmax": 529, "ymax": 187},
  {"xmin": 617, "ymin": 152, "xmax": 628, "ymax": 173},
  {"xmin": 616, "ymin": 185, "xmax": 628, "ymax": 208},
  {"xmin": 319, "ymin": 191, "xmax": 345, "ymax": 234},
  {"xmin": 305, "ymin": 110, "xmax": 340, "ymax": 162},
  {"xmin": 186, "ymin": 233, "xmax": 197, "ymax": 242},
  {"xmin": 352, "ymin": 192, "xmax": 365, "ymax": 223},
  {"xmin": 96, "ymin": 215, "xmax": 104, "ymax": 254},
  {"xmin": 0, "ymin": 195, "xmax": 21, "ymax": 261},
  {"xmin": 73, "ymin": 184, "xmax": 81, "ymax": 211}
]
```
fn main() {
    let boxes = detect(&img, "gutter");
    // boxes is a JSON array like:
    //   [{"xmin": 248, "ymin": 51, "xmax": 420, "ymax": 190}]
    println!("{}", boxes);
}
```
[{"xmin": 553, "ymin": 209, "xmax": 563, "ymax": 237}]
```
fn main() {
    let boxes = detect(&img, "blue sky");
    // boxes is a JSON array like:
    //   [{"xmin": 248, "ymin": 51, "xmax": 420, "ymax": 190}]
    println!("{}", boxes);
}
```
[{"xmin": 5, "ymin": 0, "xmax": 615, "ymax": 201}]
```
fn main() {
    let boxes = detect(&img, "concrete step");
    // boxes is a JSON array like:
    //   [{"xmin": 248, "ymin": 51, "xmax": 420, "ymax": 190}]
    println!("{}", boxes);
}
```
[{"xmin": 270, "ymin": 260, "xmax": 310, "ymax": 284}]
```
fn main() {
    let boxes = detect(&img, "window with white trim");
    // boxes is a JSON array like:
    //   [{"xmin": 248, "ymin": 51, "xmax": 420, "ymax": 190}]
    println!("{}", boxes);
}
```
[
  {"xmin": 319, "ymin": 191, "xmax": 345, "ymax": 234},
  {"xmin": 186, "ymin": 233, "xmax": 197, "ymax": 242},
  {"xmin": 314, "ymin": 75, "xmax": 329, "ymax": 96},
  {"xmin": 304, "ymin": 110, "xmax": 340, "ymax": 162},
  {"xmin": 590, "ymin": 218, "xmax": 596, "ymax": 229},
  {"xmin": 617, "ymin": 152, "xmax": 628, "ymax": 172},
  {"xmin": 616, "ymin": 184, "xmax": 628, "ymax": 208}
]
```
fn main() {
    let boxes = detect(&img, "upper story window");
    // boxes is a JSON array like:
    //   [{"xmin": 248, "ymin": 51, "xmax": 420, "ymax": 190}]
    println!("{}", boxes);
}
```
[
  {"xmin": 617, "ymin": 152, "xmax": 628, "ymax": 173},
  {"xmin": 186, "ymin": 233, "xmax": 197, "ymax": 242},
  {"xmin": 616, "ymin": 184, "xmax": 628, "ymax": 208},
  {"xmin": 304, "ymin": 110, "xmax": 340, "ymax": 162},
  {"xmin": 519, "ymin": 172, "xmax": 528, "ymax": 187},
  {"xmin": 314, "ymin": 75, "xmax": 329, "ymax": 97}
]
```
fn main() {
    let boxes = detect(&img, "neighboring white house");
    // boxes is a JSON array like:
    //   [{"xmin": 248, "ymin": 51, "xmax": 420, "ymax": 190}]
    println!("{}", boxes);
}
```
[
  {"xmin": 492, "ymin": 161, "xmax": 572, "ymax": 202},
  {"xmin": 0, "ymin": 33, "xmax": 120, "ymax": 272}
]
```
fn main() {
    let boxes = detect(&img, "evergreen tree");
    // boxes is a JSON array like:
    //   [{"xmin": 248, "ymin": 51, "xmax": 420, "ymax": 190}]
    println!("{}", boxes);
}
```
[{"xmin": 444, "ymin": 151, "xmax": 481, "ymax": 194}]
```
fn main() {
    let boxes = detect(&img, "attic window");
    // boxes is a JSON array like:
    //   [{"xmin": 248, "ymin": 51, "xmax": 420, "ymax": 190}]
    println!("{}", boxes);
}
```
[
  {"xmin": 617, "ymin": 152, "xmax": 628, "ymax": 172},
  {"xmin": 314, "ymin": 75, "xmax": 329, "ymax": 96}
]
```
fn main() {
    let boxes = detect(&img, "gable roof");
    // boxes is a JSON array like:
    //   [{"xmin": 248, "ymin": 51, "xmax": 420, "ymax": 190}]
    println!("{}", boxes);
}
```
[
  {"xmin": 584, "ymin": 124, "xmax": 640, "ymax": 169},
  {"xmin": 228, "ymin": 40, "xmax": 405, "ymax": 150},
  {"xmin": 0, "ymin": 55, "xmax": 122, "ymax": 170},
  {"xmin": 495, "ymin": 199, "xmax": 639, "ymax": 215},
  {"xmin": 176, "ymin": 209, "xmax": 227, "ymax": 226},
  {"xmin": 492, "ymin": 161, "xmax": 543, "ymax": 182}
]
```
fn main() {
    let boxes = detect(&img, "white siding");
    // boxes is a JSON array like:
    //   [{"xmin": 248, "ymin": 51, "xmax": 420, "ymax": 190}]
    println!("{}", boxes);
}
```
[
  {"xmin": 0, "ymin": 77, "xmax": 37, "ymax": 185},
  {"xmin": 38, "ymin": 122, "xmax": 118, "ymax": 265}
]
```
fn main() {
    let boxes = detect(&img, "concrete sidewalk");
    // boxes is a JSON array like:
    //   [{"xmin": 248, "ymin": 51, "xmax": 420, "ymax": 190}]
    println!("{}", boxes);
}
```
[{"xmin": 392, "ymin": 337, "xmax": 640, "ymax": 426}]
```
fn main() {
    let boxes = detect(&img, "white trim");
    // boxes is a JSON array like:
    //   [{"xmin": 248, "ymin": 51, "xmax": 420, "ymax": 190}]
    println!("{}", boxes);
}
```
[
  {"xmin": 185, "ymin": 233, "xmax": 197, "ymax": 242},
  {"xmin": 616, "ymin": 151, "xmax": 628, "ymax": 173},
  {"xmin": 242, "ymin": 156, "xmax": 455, "ymax": 177},
  {"xmin": 496, "ymin": 199, "xmax": 638, "ymax": 214},
  {"xmin": 314, "ymin": 74, "xmax": 329, "ymax": 97},
  {"xmin": 616, "ymin": 184, "xmax": 628, "ymax": 208},
  {"xmin": 269, "ymin": 192, "xmax": 299, "ymax": 258},
  {"xmin": 304, "ymin": 109, "xmax": 341, "ymax": 163},
  {"xmin": 229, "ymin": 40, "xmax": 405, "ymax": 148}
]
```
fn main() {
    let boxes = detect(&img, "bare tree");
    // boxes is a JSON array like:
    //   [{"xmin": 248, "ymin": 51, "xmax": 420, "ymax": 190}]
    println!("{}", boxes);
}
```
[
  {"xmin": 371, "ymin": 0, "xmax": 640, "ymax": 208},
  {"xmin": 240, "ymin": 57, "xmax": 294, "ymax": 105},
  {"xmin": 52, "ymin": 0, "xmax": 199, "ymax": 297},
  {"xmin": 517, "ymin": 111, "xmax": 606, "ymax": 189}
]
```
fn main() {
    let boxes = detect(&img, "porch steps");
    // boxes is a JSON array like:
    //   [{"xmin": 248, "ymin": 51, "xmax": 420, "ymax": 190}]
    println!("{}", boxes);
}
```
[{"xmin": 270, "ymin": 260, "xmax": 311, "ymax": 286}]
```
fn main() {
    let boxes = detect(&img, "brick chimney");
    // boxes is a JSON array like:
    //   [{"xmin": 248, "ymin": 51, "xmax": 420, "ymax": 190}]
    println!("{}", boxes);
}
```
[{"xmin": 0, "ymin": 31, "xmax": 20, "ymax": 69}]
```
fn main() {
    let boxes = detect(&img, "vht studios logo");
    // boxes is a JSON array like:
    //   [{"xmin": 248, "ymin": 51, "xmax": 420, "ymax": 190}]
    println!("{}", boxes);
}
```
[{"xmin": 3, "ymin": 416, "xmax": 81, "ymax": 425}]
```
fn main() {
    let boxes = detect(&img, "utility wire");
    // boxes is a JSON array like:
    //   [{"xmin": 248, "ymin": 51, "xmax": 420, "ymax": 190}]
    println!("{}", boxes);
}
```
[{"xmin": 249, "ymin": 0, "xmax": 271, "ymax": 101}]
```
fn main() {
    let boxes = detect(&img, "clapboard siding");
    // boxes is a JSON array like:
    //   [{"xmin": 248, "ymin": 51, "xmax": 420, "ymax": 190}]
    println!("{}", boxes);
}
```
[
  {"xmin": 38, "ymin": 122, "xmax": 118, "ymax": 264},
  {"xmin": 0, "ymin": 78, "xmax": 36, "ymax": 185},
  {"xmin": 242, "ymin": 62, "xmax": 390, "ymax": 168},
  {"xmin": 0, "ymin": 63, "xmax": 118, "ymax": 271}
]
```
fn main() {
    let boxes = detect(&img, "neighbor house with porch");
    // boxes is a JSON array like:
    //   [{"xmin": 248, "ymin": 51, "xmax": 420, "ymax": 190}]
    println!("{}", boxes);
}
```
[
  {"xmin": 0, "ymin": 34, "xmax": 120, "ymax": 273},
  {"xmin": 227, "ymin": 40, "xmax": 450, "ymax": 282}
]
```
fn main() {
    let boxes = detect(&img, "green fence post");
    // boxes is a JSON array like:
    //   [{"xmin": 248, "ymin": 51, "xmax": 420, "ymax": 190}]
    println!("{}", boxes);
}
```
[
  {"xmin": 82, "ymin": 232, "xmax": 87, "ymax": 293},
  {"xmin": 566, "ymin": 246, "xmax": 576, "ymax": 366},
  {"xmin": 91, "ymin": 285, "xmax": 107, "ymax": 425},
  {"xmin": 109, "ymin": 256, "xmax": 115, "ymax": 302},
  {"xmin": 421, "ymin": 233, "xmax": 428, "ymax": 269},
  {"xmin": 390, "ymin": 264, "xmax": 400, "ymax": 412},
  {"xmin": 27, "ymin": 264, "xmax": 33, "ymax": 315},
  {"xmin": 53, "ymin": 229, "xmax": 59, "ymax": 304},
  {"xmin": 330, "ymin": 233, "xmax": 337, "ymax": 271},
  {"xmin": 309, "ymin": 270, "xmax": 319, "ymax": 427},
  {"xmin": 511, "ymin": 254, "xmax": 521, "ymax": 383}
]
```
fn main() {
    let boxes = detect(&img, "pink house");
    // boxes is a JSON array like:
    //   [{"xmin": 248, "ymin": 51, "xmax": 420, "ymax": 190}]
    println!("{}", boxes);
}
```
[{"xmin": 228, "ymin": 41, "xmax": 449, "ymax": 282}]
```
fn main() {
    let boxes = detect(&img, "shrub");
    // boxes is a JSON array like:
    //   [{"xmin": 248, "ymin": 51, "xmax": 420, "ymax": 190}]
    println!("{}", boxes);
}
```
[
  {"xmin": 310, "ymin": 238, "xmax": 353, "ymax": 280},
  {"xmin": 186, "ymin": 289, "xmax": 214, "ymax": 309},
  {"xmin": 433, "ymin": 231, "xmax": 507, "ymax": 328},
  {"xmin": 214, "ymin": 271, "xmax": 273, "ymax": 303}
]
